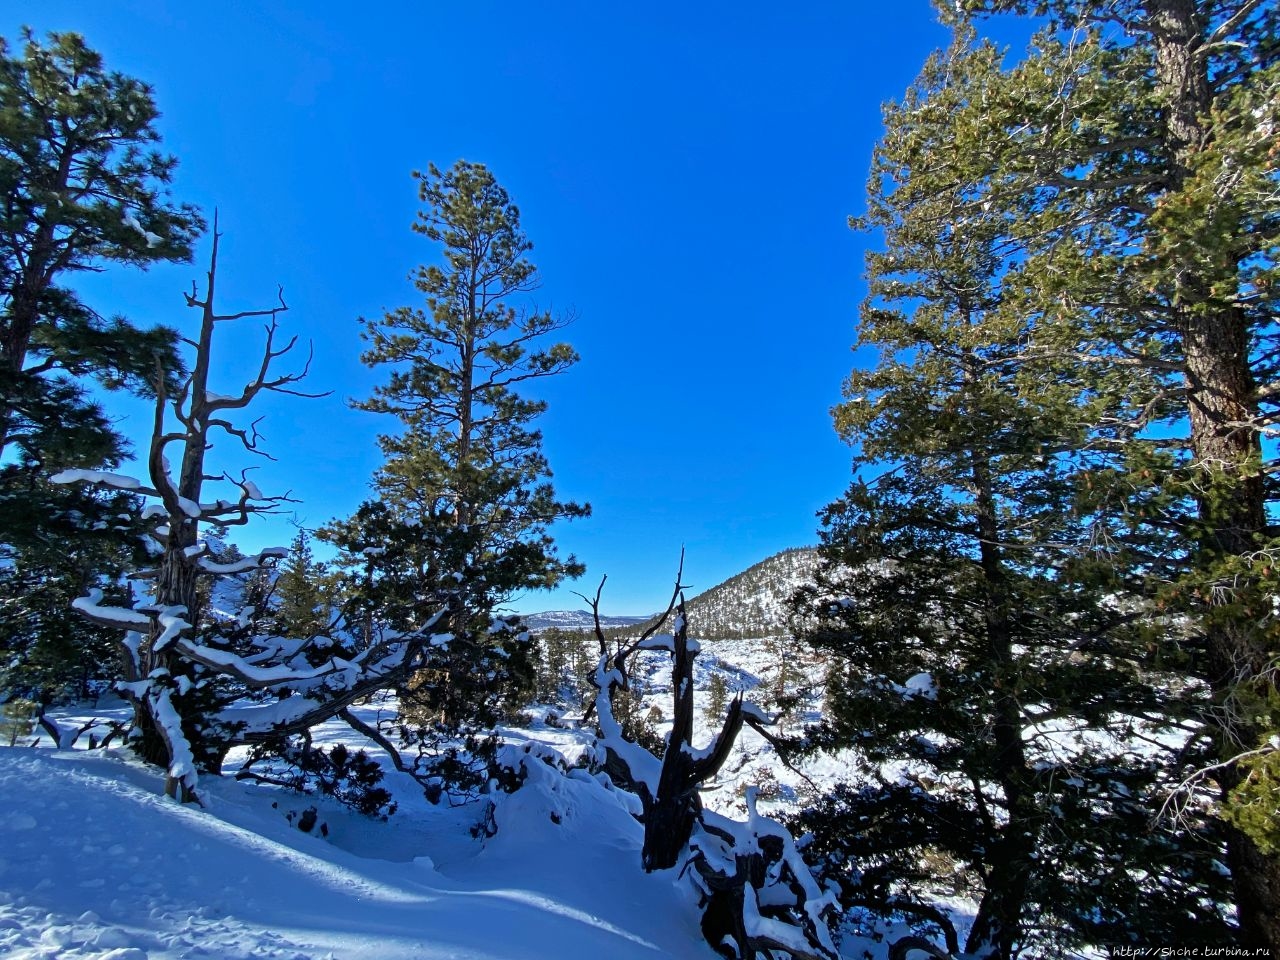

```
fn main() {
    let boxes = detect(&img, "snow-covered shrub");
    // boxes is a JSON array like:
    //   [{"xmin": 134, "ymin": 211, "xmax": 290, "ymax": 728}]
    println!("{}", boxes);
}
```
[{"xmin": 239, "ymin": 737, "xmax": 397, "ymax": 819}]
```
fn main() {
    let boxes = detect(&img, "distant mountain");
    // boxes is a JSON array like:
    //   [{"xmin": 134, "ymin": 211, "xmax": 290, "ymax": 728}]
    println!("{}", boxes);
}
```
[
  {"xmin": 518, "ymin": 609, "xmax": 653, "ymax": 633},
  {"xmin": 641, "ymin": 547, "xmax": 821, "ymax": 640},
  {"xmin": 520, "ymin": 548, "xmax": 822, "ymax": 639}
]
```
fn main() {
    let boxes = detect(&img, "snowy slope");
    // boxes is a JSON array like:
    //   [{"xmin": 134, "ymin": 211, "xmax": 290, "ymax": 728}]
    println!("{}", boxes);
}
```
[
  {"xmin": 0, "ymin": 618, "xmax": 944, "ymax": 960},
  {"xmin": 0, "ymin": 745, "xmax": 712, "ymax": 960},
  {"xmin": 518, "ymin": 610, "xmax": 652, "ymax": 633},
  {"xmin": 635, "ymin": 548, "xmax": 820, "ymax": 640}
]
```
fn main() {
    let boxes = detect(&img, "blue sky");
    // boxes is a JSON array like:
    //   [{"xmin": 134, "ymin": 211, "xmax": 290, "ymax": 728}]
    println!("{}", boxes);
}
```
[{"xmin": 7, "ymin": 2, "xmax": 961, "ymax": 614}]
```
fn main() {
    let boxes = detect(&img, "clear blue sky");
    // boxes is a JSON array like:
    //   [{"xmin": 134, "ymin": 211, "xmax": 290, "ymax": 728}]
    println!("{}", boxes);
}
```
[{"xmin": 7, "ymin": 1, "xmax": 966, "ymax": 614}]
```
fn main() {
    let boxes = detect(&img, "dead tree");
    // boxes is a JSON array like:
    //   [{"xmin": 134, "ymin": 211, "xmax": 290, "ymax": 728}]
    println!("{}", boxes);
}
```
[
  {"xmin": 55, "ymin": 218, "xmax": 451, "ymax": 803},
  {"xmin": 582, "ymin": 563, "xmax": 838, "ymax": 960}
]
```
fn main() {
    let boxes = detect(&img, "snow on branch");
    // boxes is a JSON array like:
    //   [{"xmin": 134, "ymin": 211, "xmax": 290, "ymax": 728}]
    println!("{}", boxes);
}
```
[
  {"xmin": 150, "ymin": 684, "xmax": 200, "ymax": 802},
  {"xmin": 193, "ymin": 546, "xmax": 289, "ymax": 575},
  {"xmin": 49, "ymin": 468, "xmax": 156, "ymax": 496},
  {"xmin": 71, "ymin": 589, "xmax": 152, "ymax": 630}
]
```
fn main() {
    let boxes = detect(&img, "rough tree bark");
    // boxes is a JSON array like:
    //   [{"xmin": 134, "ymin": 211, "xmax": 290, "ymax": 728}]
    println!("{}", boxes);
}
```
[{"xmin": 1146, "ymin": 1, "xmax": 1280, "ymax": 948}]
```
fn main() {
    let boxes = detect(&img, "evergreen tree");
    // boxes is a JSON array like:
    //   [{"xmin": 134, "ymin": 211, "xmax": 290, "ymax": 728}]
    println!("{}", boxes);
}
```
[
  {"xmin": 536, "ymin": 627, "xmax": 591, "ymax": 705},
  {"xmin": 704, "ymin": 671, "xmax": 729, "ymax": 724},
  {"xmin": 794, "ymin": 30, "xmax": 1232, "ymax": 956},
  {"xmin": 0, "ymin": 30, "xmax": 201, "ymax": 708},
  {"xmin": 323, "ymin": 160, "xmax": 588, "ymax": 794},
  {"xmin": 921, "ymin": 1, "xmax": 1280, "ymax": 945},
  {"xmin": 270, "ymin": 528, "xmax": 332, "ymax": 641},
  {"xmin": 0, "ymin": 372, "xmax": 143, "ymax": 704},
  {"xmin": 0, "ymin": 29, "xmax": 202, "ymax": 458},
  {"xmin": 0, "ymin": 474, "xmax": 142, "ymax": 704}
]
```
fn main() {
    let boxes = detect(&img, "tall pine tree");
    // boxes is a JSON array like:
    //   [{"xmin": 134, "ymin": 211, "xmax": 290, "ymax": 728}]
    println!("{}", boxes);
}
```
[
  {"xmin": 0, "ymin": 29, "xmax": 201, "ymax": 708},
  {"xmin": 324, "ymin": 160, "xmax": 587, "ymax": 794},
  {"xmin": 0, "ymin": 29, "xmax": 202, "ymax": 457},
  {"xmin": 927, "ymin": 1, "xmax": 1280, "ymax": 945},
  {"xmin": 794, "ymin": 30, "xmax": 1232, "ymax": 956}
]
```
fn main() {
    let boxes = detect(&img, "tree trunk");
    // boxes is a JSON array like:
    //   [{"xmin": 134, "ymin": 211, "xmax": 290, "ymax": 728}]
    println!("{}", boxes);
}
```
[
  {"xmin": 1147, "ymin": 2, "xmax": 1280, "ymax": 948},
  {"xmin": 962, "ymin": 608, "xmax": 1035, "ymax": 954},
  {"xmin": 964, "ymin": 365, "xmax": 1036, "ymax": 959},
  {"xmin": 127, "ymin": 230, "xmax": 222, "ymax": 787},
  {"xmin": 642, "ymin": 610, "xmax": 702, "ymax": 871},
  {"xmin": 965, "ymin": 811, "xmax": 1036, "ymax": 959}
]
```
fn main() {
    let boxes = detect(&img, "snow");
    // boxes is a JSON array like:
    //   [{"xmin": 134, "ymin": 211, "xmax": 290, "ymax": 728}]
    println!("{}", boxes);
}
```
[
  {"xmin": 903, "ymin": 672, "xmax": 938, "ymax": 700},
  {"xmin": 176, "ymin": 640, "xmax": 344, "ymax": 686},
  {"xmin": 638, "ymin": 633, "xmax": 674, "ymax": 653},
  {"xmin": 742, "ymin": 884, "xmax": 822, "ymax": 957},
  {"xmin": 638, "ymin": 633, "xmax": 701, "ymax": 655},
  {"xmin": 176, "ymin": 497, "xmax": 203, "ymax": 519},
  {"xmin": 6, "ymin": 561, "xmax": 973, "ymax": 960},
  {"xmin": 72, "ymin": 591, "xmax": 151, "ymax": 630},
  {"xmin": 150, "ymin": 686, "xmax": 196, "ymax": 786},
  {"xmin": 0, "ymin": 609, "xmax": 957, "ymax": 960},
  {"xmin": 50, "ymin": 469, "xmax": 143, "ymax": 491},
  {"xmin": 152, "ymin": 609, "xmax": 191, "ymax": 652},
  {"xmin": 0, "ymin": 745, "xmax": 715, "ymax": 960},
  {"xmin": 197, "ymin": 555, "xmax": 274, "ymax": 575},
  {"xmin": 518, "ymin": 610, "xmax": 652, "ymax": 633},
  {"xmin": 740, "ymin": 701, "xmax": 774, "ymax": 724}
]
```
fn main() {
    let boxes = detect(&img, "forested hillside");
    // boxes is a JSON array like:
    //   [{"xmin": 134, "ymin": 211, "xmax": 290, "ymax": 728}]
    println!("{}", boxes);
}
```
[{"xmin": 634, "ymin": 547, "xmax": 819, "ymax": 639}]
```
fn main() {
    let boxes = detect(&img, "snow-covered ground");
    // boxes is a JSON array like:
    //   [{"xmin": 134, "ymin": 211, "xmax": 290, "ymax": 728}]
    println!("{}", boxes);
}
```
[
  {"xmin": 0, "ymin": 738, "xmax": 712, "ymax": 960},
  {"xmin": 518, "ymin": 610, "xmax": 653, "ymax": 632},
  {"xmin": 0, "ymin": 631, "xmax": 946, "ymax": 960}
]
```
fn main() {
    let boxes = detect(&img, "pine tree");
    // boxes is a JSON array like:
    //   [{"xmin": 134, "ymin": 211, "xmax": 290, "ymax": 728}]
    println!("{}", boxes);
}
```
[
  {"xmin": 535, "ymin": 627, "xmax": 594, "ymax": 705},
  {"xmin": 0, "ymin": 31, "xmax": 202, "ymax": 709},
  {"xmin": 765, "ymin": 635, "xmax": 793, "ymax": 722},
  {"xmin": 0, "ymin": 370, "xmax": 143, "ymax": 704},
  {"xmin": 323, "ymin": 160, "xmax": 588, "ymax": 795},
  {"xmin": 705, "ymin": 671, "xmax": 729, "ymax": 724},
  {"xmin": 0, "ymin": 469, "xmax": 143, "ymax": 704},
  {"xmin": 794, "ymin": 29, "xmax": 1233, "ymax": 956},
  {"xmin": 923, "ymin": 1, "xmax": 1280, "ymax": 945},
  {"xmin": 271, "ymin": 529, "xmax": 332, "ymax": 641},
  {"xmin": 0, "ymin": 29, "xmax": 202, "ymax": 458}
]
